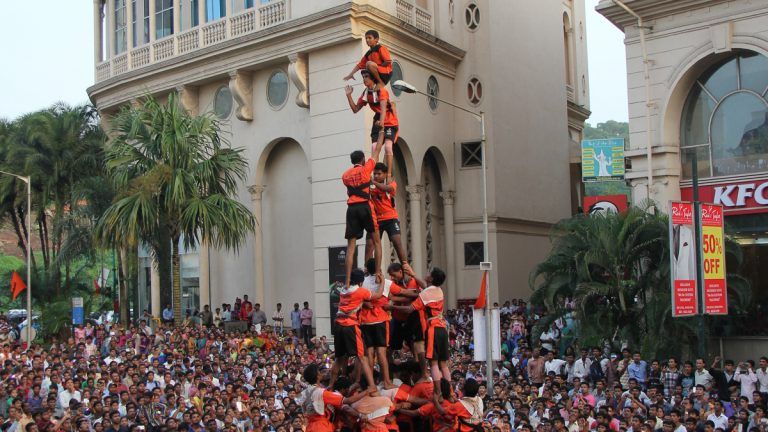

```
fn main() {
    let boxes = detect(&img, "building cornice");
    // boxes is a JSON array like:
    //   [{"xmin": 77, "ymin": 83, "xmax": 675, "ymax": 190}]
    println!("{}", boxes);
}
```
[
  {"xmin": 88, "ymin": 2, "xmax": 465, "ymax": 111},
  {"xmin": 596, "ymin": 0, "xmax": 731, "ymax": 30}
]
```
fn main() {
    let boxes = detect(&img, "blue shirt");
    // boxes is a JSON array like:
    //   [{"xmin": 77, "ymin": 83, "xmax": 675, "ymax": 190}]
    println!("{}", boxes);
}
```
[
  {"xmin": 291, "ymin": 310, "xmax": 301, "ymax": 329},
  {"xmin": 162, "ymin": 308, "xmax": 173, "ymax": 320},
  {"xmin": 628, "ymin": 360, "xmax": 648, "ymax": 383}
]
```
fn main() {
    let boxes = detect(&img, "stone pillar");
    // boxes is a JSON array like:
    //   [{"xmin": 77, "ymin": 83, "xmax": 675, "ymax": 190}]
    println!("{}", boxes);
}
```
[
  {"xmin": 125, "ymin": 0, "xmax": 134, "ymax": 53},
  {"xmin": 406, "ymin": 185, "xmax": 424, "ymax": 276},
  {"xmin": 93, "ymin": 0, "xmax": 104, "ymax": 64},
  {"xmin": 106, "ymin": 0, "xmax": 115, "ymax": 59},
  {"xmin": 150, "ymin": 256, "xmax": 161, "ymax": 318},
  {"xmin": 440, "ymin": 190, "xmax": 456, "ymax": 308},
  {"xmin": 199, "ymin": 241, "xmax": 210, "ymax": 309},
  {"xmin": 149, "ymin": 0, "xmax": 156, "ymax": 43},
  {"xmin": 197, "ymin": 0, "xmax": 206, "ymax": 25},
  {"xmin": 248, "ymin": 185, "xmax": 266, "ymax": 305},
  {"xmin": 172, "ymin": 0, "xmax": 181, "ymax": 33}
]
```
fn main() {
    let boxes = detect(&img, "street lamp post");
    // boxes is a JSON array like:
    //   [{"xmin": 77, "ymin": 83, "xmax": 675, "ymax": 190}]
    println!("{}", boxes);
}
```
[
  {"xmin": 391, "ymin": 80, "xmax": 495, "ymax": 395},
  {"xmin": 0, "ymin": 170, "xmax": 32, "ymax": 349}
]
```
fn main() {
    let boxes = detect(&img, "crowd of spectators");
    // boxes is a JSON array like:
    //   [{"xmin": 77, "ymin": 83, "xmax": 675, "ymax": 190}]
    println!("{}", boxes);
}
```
[{"xmin": 0, "ymin": 297, "xmax": 765, "ymax": 432}]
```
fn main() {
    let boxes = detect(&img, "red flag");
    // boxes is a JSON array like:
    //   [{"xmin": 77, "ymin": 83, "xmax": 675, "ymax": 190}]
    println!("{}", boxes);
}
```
[
  {"xmin": 474, "ymin": 271, "xmax": 487, "ymax": 309},
  {"xmin": 10, "ymin": 271, "xmax": 26, "ymax": 301},
  {"xmin": 93, "ymin": 278, "xmax": 101, "ymax": 296}
]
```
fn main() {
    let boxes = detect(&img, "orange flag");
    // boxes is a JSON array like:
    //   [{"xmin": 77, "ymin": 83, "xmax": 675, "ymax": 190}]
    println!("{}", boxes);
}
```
[
  {"xmin": 474, "ymin": 271, "xmax": 487, "ymax": 309},
  {"xmin": 10, "ymin": 271, "xmax": 26, "ymax": 301},
  {"xmin": 93, "ymin": 278, "xmax": 101, "ymax": 296}
]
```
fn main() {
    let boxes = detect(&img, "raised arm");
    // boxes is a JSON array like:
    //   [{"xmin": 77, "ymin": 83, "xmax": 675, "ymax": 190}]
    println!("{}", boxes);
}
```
[{"xmin": 345, "ymin": 85, "xmax": 364, "ymax": 113}]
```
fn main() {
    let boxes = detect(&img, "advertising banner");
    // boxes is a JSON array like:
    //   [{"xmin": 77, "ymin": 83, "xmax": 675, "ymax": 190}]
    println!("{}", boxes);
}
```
[
  {"xmin": 583, "ymin": 194, "xmax": 629, "ymax": 215},
  {"xmin": 669, "ymin": 202, "xmax": 698, "ymax": 317},
  {"xmin": 681, "ymin": 178, "xmax": 768, "ymax": 215},
  {"xmin": 700, "ymin": 204, "xmax": 728, "ymax": 315},
  {"xmin": 472, "ymin": 308, "xmax": 502, "ymax": 361},
  {"xmin": 72, "ymin": 297, "xmax": 84, "ymax": 326},
  {"xmin": 581, "ymin": 138, "xmax": 625, "ymax": 181}
]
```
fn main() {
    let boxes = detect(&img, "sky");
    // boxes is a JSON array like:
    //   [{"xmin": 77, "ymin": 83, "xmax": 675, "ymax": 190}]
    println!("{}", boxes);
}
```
[{"xmin": 0, "ymin": 0, "xmax": 629, "ymax": 125}]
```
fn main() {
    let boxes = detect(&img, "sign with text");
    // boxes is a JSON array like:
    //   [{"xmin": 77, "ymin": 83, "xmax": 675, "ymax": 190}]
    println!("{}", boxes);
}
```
[
  {"xmin": 700, "ymin": 204, "xmax": 728, "ymax": 315},
  {"xmin": 681, "ymin": 178, "xmax": 768, "ymax": 215},
  {"xmin": 669, "ymin": 202, "xmax": 698, "ymax": 317},
  {"xmin": 72, "ymin": 297, "xmax": 84, "ymax": 326},
  {"xmin": 581, "ymin": 138, "xmax": 625, "ymax": 181}
]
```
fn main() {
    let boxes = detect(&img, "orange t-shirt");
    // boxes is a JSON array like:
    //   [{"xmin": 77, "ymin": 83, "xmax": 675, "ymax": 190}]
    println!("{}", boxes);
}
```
[
  {"xmin": 391, "ymin": 277, "xmax": 419, "ymax": 322},
  {"xmin": 360, "ymin": 276, "xmax": 397, "ymax": 325},
  {"xmin": 358, "ymin": 87, "xmax": 399, "ymax": 127},
  {"xmin": 336, "ymin": 285, "xmax": 373, "ymax": 326},
  {"xmin": 371, "ymin": 181, "xmax": 398, "ymax": 221},
  {"xmin": 306, "ymin": 390, "xmax": 345, "ymax": 432},
  {"xmin": 357, "ymin": 44, "xmax": 392, "ymax": 74},
  {"xmin": 412, "ymin": 286, "xmax": 446, "ymax": 331},
  {"xmin": 410, "ymin": 380, "xmax": 434, "ymax": 400},
  {"xmin": 342, "ymin": 158, "xmax": 375, "ymax": 205},
  {"xmin": 417, "ymin": 401, "xmax": 459, "ymax": 432}
]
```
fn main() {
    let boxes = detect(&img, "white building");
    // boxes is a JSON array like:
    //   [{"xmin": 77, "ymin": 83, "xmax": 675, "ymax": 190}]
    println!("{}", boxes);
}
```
[
  {"xmin": 88, "ymin": 0, "xmax": 590, "ymax": 335},
  {"xmin": 598, "ymin": 0, "xmax": 768, "ymax": 308}
]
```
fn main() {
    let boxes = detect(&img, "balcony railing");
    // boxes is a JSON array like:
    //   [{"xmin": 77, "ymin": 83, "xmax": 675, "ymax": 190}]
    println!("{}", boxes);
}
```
[
  {"xmin": 95, "ymin": 0, "xmax": 290, "ymax": 83},
  {"xmin": 396, "ymin": 0, "xmax": 432, "ymax": 33}
]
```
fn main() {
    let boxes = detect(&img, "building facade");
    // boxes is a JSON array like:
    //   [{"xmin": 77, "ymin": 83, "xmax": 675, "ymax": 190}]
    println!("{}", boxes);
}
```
[
  {"xmin": 598, "ymin": 0, "xmax": 768, "ymax": 308},
  {"xmin": 89, "ymin": 0, "xmax": 590, "ymax": 336}
]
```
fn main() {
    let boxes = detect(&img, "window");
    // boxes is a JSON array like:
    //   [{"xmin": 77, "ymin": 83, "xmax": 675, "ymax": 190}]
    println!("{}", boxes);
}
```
[
  {"xmin": 206, "ymin": 0, "xmax": 226, "ymax": 21},
  {"xmin": 143, "ymin": 0, "xmax": 150, "ymax": 43},
  {"xmin": 131, "ymin": 0, "xmax": 138, "ymax": 47},
  {"xmin": 467, "ymin": 77, "xmax": 482, "ymax": 105},
  {"xmin": 465, "ymin": 2, "xmax": 480, "ymax": 31},
  {"xmin": 390, "ymin": 61, "xmax": 404, "ymax": 97},
  {"xmin": 427, "ymin": 75, "xmax": 439, "ymax": 112},
  {"xmin": 245, "ymin": 0, "xmax": 254, "ymax": 8},
  {"xmin": 464, "ymin": 242, "xmax": 484, "ymax": 266},
  {"xmin": 680, "ymin": 50, "xmax": 768, "ymax": 179},
  {"xmin": 213, "ymin": 86, "xmax": 233, "ymax": 119},
  {"xmin": 114, "ymin": 0, "xmax": 128, "ymax": 54},
  {"xmin": 191, "ymin": 0, "xmax": 199, "ymax": 27},
  {"xmin": 156, "ymin": 0, "xmax": 174, "ymax": 39},
  {"xmin": 461, "ymin": 142, "xmax": 482, "ymax": 167},
  {"xmin": 267, "ymin": 70, "xmax": 289, "ymax": 108}
]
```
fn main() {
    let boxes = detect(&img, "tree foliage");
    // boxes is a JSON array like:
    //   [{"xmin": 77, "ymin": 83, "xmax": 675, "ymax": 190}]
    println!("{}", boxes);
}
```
[
  {"xmin": 584, "ymin": 120, "xmax": 629, "ymax": 142},
  {"xmin": 529, "ymin": 204, "xmax": 751, "ymax": 359}
]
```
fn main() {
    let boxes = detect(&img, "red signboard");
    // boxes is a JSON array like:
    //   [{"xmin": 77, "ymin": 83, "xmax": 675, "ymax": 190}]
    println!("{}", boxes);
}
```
[
  {"xmin": 700, "ymin": 204, "xmax": 728, "ymax": 315},
  {"xmin": 669, "ymin": 202, "xmax": 698, "ymax": 317},
  {"xmin": 583, "ymin": 195, "xmax": 629, "ymax": 214},
  {"xmin": 681, "ymin": 178, "xmax": 768, "ymax": 215}
]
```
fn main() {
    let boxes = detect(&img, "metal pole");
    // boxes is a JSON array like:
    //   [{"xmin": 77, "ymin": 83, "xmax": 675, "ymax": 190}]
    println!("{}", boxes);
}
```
[
  {"xmin": 481, "ymin": 112, "xmax": 494, "ymax": 395},
  {"xmin": 691, "ymin": 152, "xmax": 706, "ymax": 357},
  {"xmin": 26, "ymin": 177, "xmax": 32, "ymax": 349}
]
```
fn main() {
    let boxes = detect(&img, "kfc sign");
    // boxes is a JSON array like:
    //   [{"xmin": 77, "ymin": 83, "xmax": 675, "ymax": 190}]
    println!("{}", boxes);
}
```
[{"xmin": 681, "ymin": 178, "xmax": 768, "ymax": 215}]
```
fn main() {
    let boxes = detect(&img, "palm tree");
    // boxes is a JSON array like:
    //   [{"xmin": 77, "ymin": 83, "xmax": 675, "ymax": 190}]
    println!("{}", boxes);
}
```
[
  {"xmin": 95, "ymin": 93, "xmax": 255, "ymax": 325},
  {"xmin": 530, "ymin": 203, "xmax": 751, "ymax": 358}
]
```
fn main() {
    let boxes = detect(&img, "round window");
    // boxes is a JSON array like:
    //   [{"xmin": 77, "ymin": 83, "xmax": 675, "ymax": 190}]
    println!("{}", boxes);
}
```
[
  {"xmin": 680, "ymin": 50, "xmax": 768, "ymax": 179},
  {"xmin": 427, "ymin": 75, "xmax": 439, "ymax": 112},
  {"xmin": 267, "ymin": 70, "xmax": 289, "ymax": 108},
  {"xmin": 390, "ymin": 61, "xmax": 404, "ymax": 97},
  {"xmin": 467, "ymin": 77, "xmax": 482, "ymax": 105},
  {"xmin": 465, "ymin": 2, "xmax": 480, "ymax": 31},
  {"xmin": 213, "ymin": 86, "xmax": 233, "ymax": 119}
]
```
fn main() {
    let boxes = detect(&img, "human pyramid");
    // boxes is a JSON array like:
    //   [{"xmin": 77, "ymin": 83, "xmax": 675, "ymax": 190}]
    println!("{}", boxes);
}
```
[{"xmin": 299, "ymin": 30, "xmax": 484, "ymax": 432}]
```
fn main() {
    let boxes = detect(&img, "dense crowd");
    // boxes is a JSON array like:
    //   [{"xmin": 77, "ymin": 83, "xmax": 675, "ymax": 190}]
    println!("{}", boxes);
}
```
[{"xmin": 0, "ymin": 280, "xmax": 766, "ymax": 432}]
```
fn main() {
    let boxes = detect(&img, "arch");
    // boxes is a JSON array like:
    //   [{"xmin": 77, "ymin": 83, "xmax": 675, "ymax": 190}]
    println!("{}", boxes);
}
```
[
  {"xmin": 421, "ymin": 148, "xmax": 448, "ymax": 272},
  {"xmin": 422, "ymin": 145, "xmax": 452, "ymax": 189},
  {"xmin": 260, "ymin": 138, "xmax": 314, "ymax": 323},
  {"xmin": 393, "ymin": 136, "xmax": 417, "ymax": 185},
  {"xmin": 660, "ymin": 36, "xmax": 768, "ymax": 152},
  {"xmin": 252, "ymin": 136, "xmax": 311, "ymax": 185}
]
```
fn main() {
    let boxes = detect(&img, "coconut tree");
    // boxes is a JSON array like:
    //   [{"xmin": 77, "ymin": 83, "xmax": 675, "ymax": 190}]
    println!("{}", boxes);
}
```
[{"xmin": 95, "ymin": 93, "xmax": 255, "ymax": 325}]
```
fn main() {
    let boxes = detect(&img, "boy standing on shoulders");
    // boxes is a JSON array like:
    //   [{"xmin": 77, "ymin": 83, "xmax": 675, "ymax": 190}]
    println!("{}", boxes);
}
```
[{"xmin": 343, "ymin": 29, "xmax": 392, "ymax": 91}]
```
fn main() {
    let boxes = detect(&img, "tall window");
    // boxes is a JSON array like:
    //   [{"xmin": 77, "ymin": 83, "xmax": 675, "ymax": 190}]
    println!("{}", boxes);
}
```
[
  {"xmin": 143, "ymin": 0, "xmax": 150, "ymax": 43},
  {"xmin": 680, "ymin": 50, "xmax": 768, "ymax": 179},
  {"xmin": 131, "ymin": 0, "xmax": 139, "ymax": 46},
  {"xmin": 114, "ymin": 0, "xmax": 128, "ymax": 54},
  {"xmin": 156, "ymin": 0, "xmax": 174, "ymax": 39},
  {"xmin": 206, "ymin": 0, "xmax": 226, "ymax": 21},
  {"xmin": 245, "ymin": 0, "xmax": 254, "ymax": 8},
  {"xmin": 191, "ymin": 0, "xmax": 199, "ymax": 27}
]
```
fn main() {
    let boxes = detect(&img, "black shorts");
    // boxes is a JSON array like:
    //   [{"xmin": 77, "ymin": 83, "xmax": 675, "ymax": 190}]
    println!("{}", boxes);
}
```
[
  {"xmin": 367, "ymin": 218, "xmax": 401, "ymax": 240},
  {"xmin": 370, "ymin": 123, "xmax": 399, "ymax": 143},
  {"xmin": 425, "ymin": 326, "xmax": 449, "ymax": 361},
  {"xmin": 380, "ymin": 72, "xmax": 391, "ymax": 84},
  {"xmin": 345, "ymin": 202, "xmax": 377, "ymax": 240},
  {"xmin": 333, "ymin": 323, "xmax": 364, "ymax": 358},
  {"xmin": 407, "ymin": 311, "xmax": 424, "ymax": 342},
  {"xmin": 361, "ymin": 322, "xmax": 389, "ymax": 348}
]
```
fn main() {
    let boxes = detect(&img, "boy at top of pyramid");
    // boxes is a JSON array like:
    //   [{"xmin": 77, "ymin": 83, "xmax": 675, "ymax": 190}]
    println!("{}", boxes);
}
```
[{"xmin": 343, "ymin": 29, "xmax": 392, "ymax": 91}]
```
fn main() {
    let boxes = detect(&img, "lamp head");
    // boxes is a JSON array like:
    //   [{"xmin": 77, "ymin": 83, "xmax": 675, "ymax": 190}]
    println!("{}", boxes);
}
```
[{"xmin": 391, "ymin": 80, "xmax": 417, "ymax": 94}]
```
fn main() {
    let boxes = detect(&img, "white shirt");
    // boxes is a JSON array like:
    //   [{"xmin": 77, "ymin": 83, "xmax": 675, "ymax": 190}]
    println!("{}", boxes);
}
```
[
  {"xmin": 707, "ymin": 413, "xmax": 728, "ymax": 430},
  {"xmin": 695, "ymin": 369, "xmax": 714, "ymax": 389},
  {"xmin": 756, "ymin": 368, "xmax": 768, "ymax": 392},
  {"xmin": 545, "ymin": 359, "xmax": 567, "ymax": 375},
  {"xmin": 734, "ymin": 369, "xmax": 758, "ymax": 402},
  {"xmin": 57, "ymin": 389, "xmax": 82, "ymax": 412},
  {"xmin": 573, "ymin": 357, "xmax": 592, "ymax": 380}
]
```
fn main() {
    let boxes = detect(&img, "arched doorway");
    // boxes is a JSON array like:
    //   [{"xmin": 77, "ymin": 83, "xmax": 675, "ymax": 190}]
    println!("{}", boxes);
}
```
[
  {"xmin": 421, "ymin": 149, "xmax": 446, "ymax": 272},
  {"xmin": 261, "ymin": 139, "xmax": 314, "ymax": 316}
]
